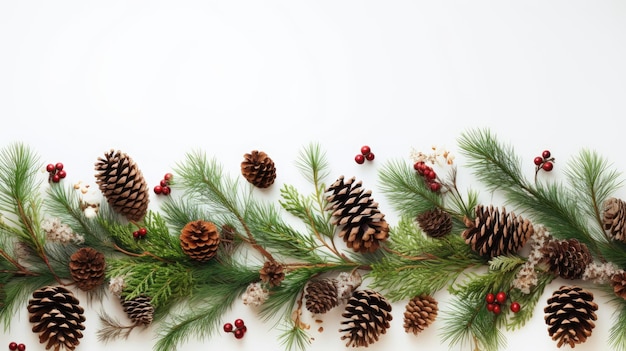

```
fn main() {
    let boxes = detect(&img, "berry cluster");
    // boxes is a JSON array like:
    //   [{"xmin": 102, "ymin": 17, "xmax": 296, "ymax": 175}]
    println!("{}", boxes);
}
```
[
  {"xmin": 484, "ymin": 291, "xmax": 520, "ymax": 315},
  {"xmin": 8, "ymin": 342, "xmax": 25, "ymax": 351},
  {"xmin": 132, "ymin": 227, "xmax": 147, "ymax": 240},
  {"xmin": 354, "ymin": 145, "xmax": 375, "ymax": 164},
  {"xmin": 413, "ymin": 161, "xmax": 441, "ymax": 192},
  {"xmin": 223, "ymin": 318, "xmax": 247, "ymax": 339},
  {"xmin": 154, "ymin": 173, "xmax": 173, "ymax": 195},
  {"xmin": 534, "ymin": 149, "xmax": 555, "ymax": 173},
  {"xmin": 46, "ymin": 162, "xmax": 66, "ymax": 183}
]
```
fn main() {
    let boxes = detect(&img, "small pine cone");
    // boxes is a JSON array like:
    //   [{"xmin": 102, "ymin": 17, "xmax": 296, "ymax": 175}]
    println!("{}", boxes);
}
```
[
  {"xmin": 94, "ymin": 149, "xmax": 149, "ymax": 222},
  {"xmin": 416, "ymin": 208, "xmax": 452, "ymax": 238},
  {"xmin": 122, "ymin": 295, "xmax": 154, "ymax": 326},
  {"xmin": 603, "ymin": 197, "xmax": 626, "ymax": 242},
  {"xmin": 462, "ymin": 205, "xmax": 534, "ymax": 258},
  {"xmin": 326, "ymin": 176, "xmax": 390, "ymax": 253},
  {"xmin": 180, "ymin": 220, "xmax": 221, "ymax": 262},
  {"xmin": 305, "ymin": 278, "xmax": 339, "ymax": 314},
  {"xmin": 220, "ymin": 224, "xmax": 237, "ymax": 254},
  {"xmin": 27, "ymin": 286, "xmax": 86, "ymax": 351},
  {"xmin": 260, "ymin": 261, "xmax": 285, "ymax": 287},
  {"xmin": 339, "ymin": 289, "xmax": 393, "ymax": 348},
  {"xmin": 241, "ymin": 150, "xmax": 277, "ymax": 188},
  {"xmin": 610, "ymin": 271, "xmax": 626, "ymax": 299},
  {"xmin": 403, "ymin": 294, "xmax": 438, "ymax": 335},
  {"xmin": 544, "ymin": 285, "xmax": 598, "ymax": 348},
  {"xmin": 541, "ymin": 238, "xmax": 592, "ymax": 280},
  {"xmin": 69, "ymin": 247, "xmax": 106, "ymax": 292}
]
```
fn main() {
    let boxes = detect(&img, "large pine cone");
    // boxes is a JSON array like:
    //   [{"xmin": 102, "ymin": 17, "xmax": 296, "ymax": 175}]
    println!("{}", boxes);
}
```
[
  {"xmin": 305, "ymin": 278, "xmax": 339, "ymax": 314},
  {"xmin": 403, "ymin": 294, "xmax": 438, "ymax": 335},
  {"xmin": 603, "ymin": 197, "xmax": 626, "ymax": 242},
  {"xmin": 339, "ymin": 289, "xmax": 393, "ymax": 348},
  {"xmin": 540, "ymin": 238, "xmax": 592, "ymax": 280},
  {"xmin": 610, "ymin": 271, "xmax": 626, "ymax": 300},
  {"xmin": 180, "ymin": 220, "xmax": 221, "ymax": 262},
  {"xmin": 122, "ymin": 295, "xmax": 154, "ymax": 326},
  {"xmin": 544, "ymin": 285, "xmax": 598, "ymax": 348},
  {"xmin": 326, "ymin": 176, "xmax": 390, "ymax": 253},
  {"xmin": 241, "ymin": 150, "xmax": 277, "ymax": 188},
  {"xmin": 259, "ymin": 260, "xmax": 285, "ymax": 287},
  {"xmin": 417, "ymin": 208, "xmax": 452, "ymax": 238},
  {"xmin": 69, "ymin": 247, "xmax": 106, "ymax": 292},
  {"xmin": 27, "ymin": 286, "xmax": 86, "ymax": 351},
  {"xmin": 462, "ymin": 205, "xmax": 534, "ymax": 258},
  {"xmin": 94, "ymin": 149, "xmax": 149, "ymax": 222}
]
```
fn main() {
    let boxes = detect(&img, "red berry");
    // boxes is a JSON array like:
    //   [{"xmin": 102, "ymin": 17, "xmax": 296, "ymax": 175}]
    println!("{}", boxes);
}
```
[
  {"xmin": 496, "ymin": 291, "xmax": 507, "ymax": 304},
  {"xmin": 164, "ymin": 173, "xmax": 173, "ymax": 181},
  {"xmin": 542, "ymin": 150, "xmax": 551, "ymax": 159},
  {"xmin": 234, "ymin": 318, "xmax": 245, "ymax": 328},
  {"xmin": 425, "ymin": 170, "xmax": 437, "ymax": 180},
  {"xmin": 492, "ymin": 304, "xmax": 502, "ymax": 314},
  {"xmin": 429, "ymin": 182, "xmax": 441, "ymax": 192},
  {"xmin": 161, "ymin": 186, "xmax": 171, "ymax": 195},
  {"xmin": 533, "ymin": 156, "xmax": 543, "ymax": 166},
  {"xmin": 542, "ymin": 161, "xmax": 554, "ymax": 172},
  {"xmin": 510, "ymin": 301, "xmax": 521, "ymax": 313},
  {"xmin": 154, "ymin": 185, "xmax": 163, "ymax": 194},
  {"xmin": 46, "ymin": 164, "xmax": 55, "ymax": 173},
  {"xmin": 234, "ymin": 328, "xmax": 245, "ymax": 339},
  {"xmin": 223, "ymin": 322, "xmax": 234, "ymax": 332},
  {"xmin": 360, "ymin": 145, "xmax": 371, "ymax": 155},
  {"xmin": 239, "ymin": 325, "xmax": 247, "ymax": 333},
  {"xmin": 365, "ymin": 152, "xmax": 375, "ymax": 161},
  {"xmin": 138, "ymin": 228, "xmax": 147, "ymax": 237},
  {"xmin": 485, "ymin": 293, "xmax": 495, "ymax": 304},
  {"xmin": 52, "ymin": 174, "xmax": 61, "ymax": 183},
  {"xmin": 486, "ymin": 303, "xmax": 495, "ymax": 312},
  {"xmin": 55, "ymin": 162, "xmax": 64, "ymax": 170},
  {"xmin": 57, "ymin": 170, "xmax": 67, "ymax": 178},
  {"xmin": 160, "ymin": 179, "xmax": 168, "ymax": 187},
  {"xmin": 17, "ymin": 344, "xmax": 25, "ymax": 351},
  {"xmin": 133, "ymin": 231, "xmax": 139, "ymax": 238},
  {"xmin": 355, "ymin": 154, "xmax": 365, "ymax": 164},
  {"xmin": 9, "ymin": 342, "xmax": 18, "ymax": 351}
]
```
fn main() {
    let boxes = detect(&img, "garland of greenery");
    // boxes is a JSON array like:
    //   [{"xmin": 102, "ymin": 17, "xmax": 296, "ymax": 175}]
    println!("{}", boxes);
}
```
[{"xmin": 1, "ymin": 127, "xmax": 626, "ymax": 351}]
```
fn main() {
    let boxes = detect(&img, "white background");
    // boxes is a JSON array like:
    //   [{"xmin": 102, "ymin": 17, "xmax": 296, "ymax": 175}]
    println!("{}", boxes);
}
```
[{"xmin": 1, "ymin": 1, "xmax": 626, "ymax": 350}]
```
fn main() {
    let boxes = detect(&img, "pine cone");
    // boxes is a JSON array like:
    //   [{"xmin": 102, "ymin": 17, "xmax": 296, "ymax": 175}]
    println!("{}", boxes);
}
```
[
  {"xmin": 326, "ymin": 176, "xmax": 390, "ymax": 253},
  {"xmin": 241, "ymin": 150, "xmax": 277, "ymax": 188},
  {"xmin": 339, "ymin": 289, "xmax": 393, "ymax": 348},
  {"xmin": 462, "ymin": 205, "xmax": 534, "ymax": 258},
  {"xmin": 305, "ymin": 278, "xmax": 339, "ymax": 314},
  {"xmin": 260, "ymin": 260, "xmax": 285, "ymax": 287},
  {"xmin": 94, "ymin": 149, "xmax": 149, "ymax": 222},
  {"xmin": 180, "ymin": 220, "xmax": 221, "ymax": 262},
  {"xmin": 544, "ymin": 285, "xmax": 598, "ymax": 348},
  {"xmin": 541, "ymin": 238, "xmax": 592, "ymax": 280},
  {"xmin": 603, "ymin": 197, "xmax": 626, "ymax": 242},
  {"xmin": 403, "ymin": 294, "xmax": 438, "ymax": 335},
  {"xmin": 610, "ymin": 271, "xmax": 626, "ymax": 300},
  {"xmin": 122, "ymin": 295, "xmax": 154, "ymax": 326},
  {"xmin": 416, "ymin": 208, "xmax": 452, "ymax": 238},
  {"xmin": 27, "ymin": 286, "xmax": 86, "ymax": 351},
  {"xmin": 68, "ymin": 247, "xmax": 106, "ymax": 292}
]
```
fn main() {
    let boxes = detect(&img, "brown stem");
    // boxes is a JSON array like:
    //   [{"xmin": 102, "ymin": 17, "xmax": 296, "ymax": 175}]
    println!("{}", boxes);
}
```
[
  {"xmin": 113, "ymin": 244, "xmax": 171, "ymax": 263},
  {"xmin": 382, "ymin": 246, "xmax": 438, "ymax": 261}
]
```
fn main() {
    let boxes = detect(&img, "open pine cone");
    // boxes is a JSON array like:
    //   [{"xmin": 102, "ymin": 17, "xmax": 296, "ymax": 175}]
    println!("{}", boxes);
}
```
[
  {"xmin": 305, "ymin": 278, "xmax": 339, "ymax": 314},
  {"xmin": 69, "ymin": 247, "xmax": 106, "ymax": 292},
  {"xmin": 180, "ymin": 220, "xmax": 221, "ymax": 262},
  {"xmin": 462, "ymin": 205, "xmax": 534, "ymax": 258},
  {"xmin": 610, "ymin": 271, "xmax": 626, "ymax": 300},
  {"xmin": 259, "ymin": 260, "xmax": 285, "ymax": 287},
  {"xmin": 339, "ymin": 289, "xmax": 393, "ymax": 347},
  {"xmin": 94, "ymin": 149, "xmax": 149, "ymax": 222},
  {"xmin": 603, "ymin": 197, "xmax": 626, "ymax": 242},
  {"xmin": 241, "ymin": 150, "xmax": 277, "ymax": 188},
  {"xmin": 403, "ymin": 294, "xmax": 438, "ymax": 335},
  {"xmin": 326, "ymin": 176, "xmax": 389, "ymax": 253},
  {"xmin": 122, "ymin": 295, "xmax": 154, "ymax": 326},
  {"xmin": 416, "ymin": 208, "xmax": 452, "ymax": 238},
  {"xmin": 27, "ymin": 286, "xmax": 86, "ymax": 351},
  {"xmin": 540, "ymin": 238, "xmax": 592, "ymax": 280},
  {"xmin": 544, "ymin": 285, "xmax": 598, "ymax": 348}
]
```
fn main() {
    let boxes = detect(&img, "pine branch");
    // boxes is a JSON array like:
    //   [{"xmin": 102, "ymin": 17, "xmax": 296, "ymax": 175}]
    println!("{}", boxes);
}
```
[
  {"xmin": 278, "ymin": 318, "xmax": 312, "ymax": 351},
  {"xmin": 605, "ymin": 286, "xmax": 626, "ymax": 351},
  {"xmin": 0, "ymin": 271, "xmax": 56, "ymax": 329},
  {"xmin": 97, "ymin": 311, "xmax": 143, "ymax": 342},
  {"xmin": 505, "ymin": 271, "xmax": 554, "ymax": 330}
]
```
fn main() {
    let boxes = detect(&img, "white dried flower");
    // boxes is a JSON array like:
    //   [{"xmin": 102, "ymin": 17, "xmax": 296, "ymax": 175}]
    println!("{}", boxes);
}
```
[
  {"xmin": 242, "ymin": 282, "xmax": 269, "ymax": 307},
  {"xmin": 336, "ymin": 271, "xmax": 362, "ymax": 303},
  {"xmin": 582, "ymin": 261, "xmax": 620, "ymax": 284},
  {"xmin": 108, "ymin": 276, "xmax": 126, "ymax": 297},
  {"xmin": 41, "ymin": 217, "xmax": 82, "ymax": 244},
  {"xmin": 512, "ymin": 264, "xmax": 538, "ymax": 294},
  {"xmin": 410, "ymin": 146, "xmax": 455, "ymax": 166}
]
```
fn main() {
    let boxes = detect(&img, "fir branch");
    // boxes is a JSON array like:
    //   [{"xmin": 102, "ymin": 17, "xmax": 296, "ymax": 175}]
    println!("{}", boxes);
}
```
[
  {"xmin": 505, "ymin": 271, "xmax": 553, "ymax": 330},
  {"xmin": 279, "ymin": 184, "xmax": 333, "ymax": 239}
]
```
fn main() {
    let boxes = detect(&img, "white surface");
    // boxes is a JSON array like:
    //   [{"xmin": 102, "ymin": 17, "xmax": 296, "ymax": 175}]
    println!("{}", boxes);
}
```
[{"xmin": 1, "ymin": 1, "xmax": 626, "ymax": 350}]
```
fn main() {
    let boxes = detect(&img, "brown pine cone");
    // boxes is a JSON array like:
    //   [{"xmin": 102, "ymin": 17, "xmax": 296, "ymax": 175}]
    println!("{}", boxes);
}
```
[
  {"xmin": 94, "ymin": 149, "xmax": 149, "ymax": 222},
  {"xmin": 544, "ymin": 285, "xmax": 598, "ymax": 348},
  {"xmin": 122, "ymin": 295, "xmax": 154, "ymax": 326},
  {"xmin": 416, "ymin": 208, "xmax": 452, "ymax": 238},
  {"xmin": 260, "ymin": 261, "xmax": 285, "ymax": 287},
  {"xmin": 540, "ymin": 238, "xmax": 592, "ymax": 280},
  {"xmin": 27, "ymin": 286, "xmax": 86, "ymax": 351},
  {"xmin": 611, "ymin": 271, "xmax": 626, "ymax": 300},
  {"xmin": 339, "ymin": 289, "xmax": 393, "ymax": 347},
  {"xmin": 462, "ymin": 205, "xmax": 534, "ymax": 258},
  {"xmin": 241, "ymin": 150, "xmax": 277, "ymax": 188},
  {"xmin": 180, "ymin": 220, "xmax": 221, "ymax": 262},
  {"xmin": 305, "ymin": 278, "xmax": 339, "ymax": 314},
  {"xmin": 403, "ymin": 294, "xmax": 438, "ymax": 335},
  {"xmin": 603, "ymin": 197, "xmax": 626, "ymax": 242},
  {"xmin": 69, "ymin": 247, "xmax": 106, "ymax": 292}
]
